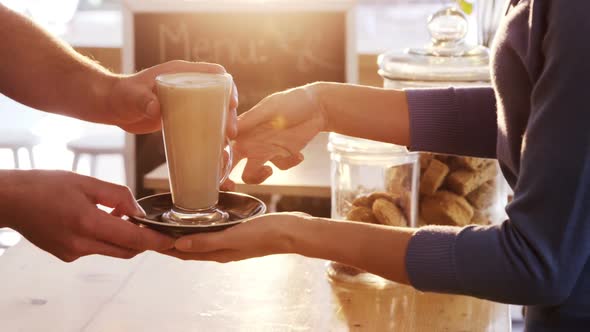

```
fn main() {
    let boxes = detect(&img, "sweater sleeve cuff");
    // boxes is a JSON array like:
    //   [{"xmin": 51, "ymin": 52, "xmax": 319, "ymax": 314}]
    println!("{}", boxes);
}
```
[
  {"xmin": 406, "ymin": 226, "xmax": 461, "ymax": 292},
  {"xmin": 406, "ymin": 88, "xmax": 463, "ymax": 154}
]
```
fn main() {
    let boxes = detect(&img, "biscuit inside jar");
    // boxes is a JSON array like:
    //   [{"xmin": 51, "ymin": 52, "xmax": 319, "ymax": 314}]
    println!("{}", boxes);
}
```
[
  {"xmin": 421, "ymin": 190, "xmax": 474, "ymax": 226},
  {"xmin": 347, "ymin": 192, "xmax": 408, "ymax": 227},
  {"xmin": 416, "ymin": 153, "xmax": 501, "ymax": 227},
  {"xmin": 345, "ymin": 164, "xmax": 415, "ymax": 228},
  {"xmin": 372, "ymin": 198, "xmax": 407, "ymax": 227}
]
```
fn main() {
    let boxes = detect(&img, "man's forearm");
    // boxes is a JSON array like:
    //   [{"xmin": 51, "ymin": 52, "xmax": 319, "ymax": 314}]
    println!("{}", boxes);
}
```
[
  {"xmin": 0, "ymin": 170, "xmax": 23, "ymax": 229},
  {"xmin": 286, "ymin": 216, "xmax": 414, "ymax": 284},
  {"xmin": 0, "ymin": 4, "xmax": 117, "ymax": 122},
  {"xmin": 309, "ymin": 82, "xmax": 411, "ymax": 146}
]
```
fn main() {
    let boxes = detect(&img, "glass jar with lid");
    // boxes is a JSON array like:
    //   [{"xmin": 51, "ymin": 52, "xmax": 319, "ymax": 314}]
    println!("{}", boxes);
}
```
[
  {"xmin": 326, "ymin": 133, "xmax": 420, "ymax": 285},
  {"xmin": 378, "ymin": 6, "xmax": 490, "ymax": 89},
  {"xmin": 378, "ymin": 6, "xmax": 508, "ymax": 228}
]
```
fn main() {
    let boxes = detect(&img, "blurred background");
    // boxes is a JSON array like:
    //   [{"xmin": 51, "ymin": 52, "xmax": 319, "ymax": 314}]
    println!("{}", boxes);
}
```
[{"xmin": 0, "ymin": 0, "xmax": 449, "ymax": 186}]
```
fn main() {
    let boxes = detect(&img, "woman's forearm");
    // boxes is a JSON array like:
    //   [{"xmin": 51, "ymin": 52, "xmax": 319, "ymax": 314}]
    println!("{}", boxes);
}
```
[
  {"xmin": 0, "ymin": 4, "xmax": 117, "ymax": 122},
  {"xmin": 309, "ymin": 82, "xmax": 410, "ymax": 146},
  {"xmin": 285, "ymin": 216, "xmax": 415, "ymax": 284}
]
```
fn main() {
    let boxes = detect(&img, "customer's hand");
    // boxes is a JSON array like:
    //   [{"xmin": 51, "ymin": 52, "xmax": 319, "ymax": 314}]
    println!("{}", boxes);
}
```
[
  {"xmin": 0, "ymin": 170, "xmax": 175, "ymax": 262},
  {"xmin": 164, "ymin": 213, "xmax": 309, "ymax": 262},
  {"xmin": 233, "ymin": 84, "xmax": 325, "ymax": 184},
  {"xmin": 107, "ymin": 60, "xmax": 239, "ymax": 137}
]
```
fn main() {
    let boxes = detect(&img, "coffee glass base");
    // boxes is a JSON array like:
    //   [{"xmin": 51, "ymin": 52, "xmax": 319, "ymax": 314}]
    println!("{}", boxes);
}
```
[
  {"xmin": 162, "ymin": 206, "xmax": 229, "ymax": 226},
  {"xmin": 130, "ymin": 192, "xmax": 266, "ymax": 236}
]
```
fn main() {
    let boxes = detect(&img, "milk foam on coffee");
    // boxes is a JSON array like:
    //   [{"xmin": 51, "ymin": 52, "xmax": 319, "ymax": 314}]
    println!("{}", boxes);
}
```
[{"xmin": 157, "ymin": 73, "xmax": 232, "ymax": 210}]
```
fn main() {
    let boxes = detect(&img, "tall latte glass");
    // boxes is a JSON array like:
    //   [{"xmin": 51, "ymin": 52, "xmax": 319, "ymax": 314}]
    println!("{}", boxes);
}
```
[{"xmin": 156, "ymin": 72, "xmax": 233, "ymax": 225}]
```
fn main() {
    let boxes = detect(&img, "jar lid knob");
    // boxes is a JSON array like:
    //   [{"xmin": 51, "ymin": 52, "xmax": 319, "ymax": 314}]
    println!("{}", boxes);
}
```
[{"xmin": 427, "ymin": 6, "xmax": 468, "ymax": 45}]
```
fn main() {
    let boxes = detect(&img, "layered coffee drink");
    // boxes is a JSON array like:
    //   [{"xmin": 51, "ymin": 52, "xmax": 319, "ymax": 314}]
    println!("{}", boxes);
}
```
[{"xmin": 156, "ymin": 72, "xmax": 233, "ymax": 223}]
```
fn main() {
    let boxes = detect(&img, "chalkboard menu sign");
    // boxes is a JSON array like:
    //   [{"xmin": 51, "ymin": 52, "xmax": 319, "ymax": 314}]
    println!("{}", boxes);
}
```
[{"xmin": 122, "ymin": 0, "xmax": 356, "ymax": 195}]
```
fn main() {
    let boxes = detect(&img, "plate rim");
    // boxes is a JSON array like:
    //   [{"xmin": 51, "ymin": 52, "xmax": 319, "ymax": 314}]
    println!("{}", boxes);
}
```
[{"xmin": 132, "ymin": 191, "xmax": 267, "ymax": 229}]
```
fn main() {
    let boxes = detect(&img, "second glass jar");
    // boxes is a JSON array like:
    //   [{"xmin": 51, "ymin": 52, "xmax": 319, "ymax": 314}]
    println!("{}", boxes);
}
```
[{"xmin": 327, "ymin": 133, "xmax": 419, "ymax": 285}]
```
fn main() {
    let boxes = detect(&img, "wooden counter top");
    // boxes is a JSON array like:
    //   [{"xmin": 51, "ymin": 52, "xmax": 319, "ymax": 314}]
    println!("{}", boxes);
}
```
[{"xmin": 0, "ymin": 239, "xmax": 510, "ymax": 331}]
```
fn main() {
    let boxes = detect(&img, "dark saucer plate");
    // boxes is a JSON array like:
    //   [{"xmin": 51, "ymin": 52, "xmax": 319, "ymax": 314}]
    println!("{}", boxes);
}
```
[{"xmin": 130, "ymin": 192, "xmax": 266, "ymax": 237}]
